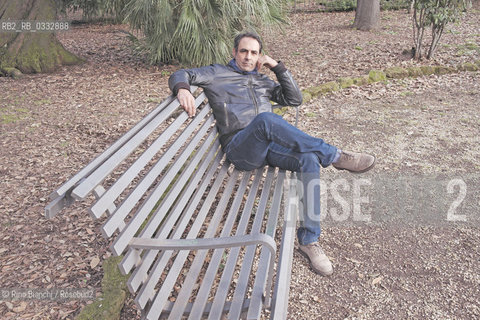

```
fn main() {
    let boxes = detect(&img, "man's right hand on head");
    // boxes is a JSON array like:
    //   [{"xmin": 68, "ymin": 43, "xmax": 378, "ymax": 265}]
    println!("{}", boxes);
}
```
[{"xmin": 177, "ymin": 88, "xmax": 196, "ymax": 117}]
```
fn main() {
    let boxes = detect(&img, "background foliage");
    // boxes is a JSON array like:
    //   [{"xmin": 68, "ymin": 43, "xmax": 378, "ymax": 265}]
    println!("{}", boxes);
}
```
[
  {"xmin": 60, "ymin": 0, "xmax": 288, "ymax": 66},
  {"xmin": 58, "ymin": 0, "xmax": 475, "ymax": 66},
  {"xmin": 412, "ymin": 0, "xmax": 472, "ymax": 59}
]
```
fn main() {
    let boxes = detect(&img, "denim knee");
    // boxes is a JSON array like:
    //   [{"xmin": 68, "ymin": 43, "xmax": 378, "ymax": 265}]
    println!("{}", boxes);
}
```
[{"xmin": 299, "ymin": 152, "xmax": 320, "ymax": 174}]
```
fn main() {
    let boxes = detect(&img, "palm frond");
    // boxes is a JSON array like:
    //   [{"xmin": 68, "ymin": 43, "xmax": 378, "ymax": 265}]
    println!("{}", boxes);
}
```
[{"xmin": 122, "ymin": 0, "xmax": 288, "ymax": 66}]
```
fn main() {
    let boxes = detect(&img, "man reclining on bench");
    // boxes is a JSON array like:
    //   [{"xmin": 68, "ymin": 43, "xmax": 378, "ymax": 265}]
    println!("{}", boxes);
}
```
[{"xmin": 168, "ymin": 32, "xmax": 375, "ymax": 276}]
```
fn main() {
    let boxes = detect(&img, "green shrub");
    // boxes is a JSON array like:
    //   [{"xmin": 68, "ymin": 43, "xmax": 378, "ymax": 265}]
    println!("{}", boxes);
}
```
[
  {"xmin": 385, "ymin": 67, "xmax": 409, "ymax": 78},
  {"xmin": 412, "ymin": 0, "xmax": 472, "ymax": 59},
  {"xmin": 368, "ymin": 70, "xmax": 387, "ymax": 82},
  {"xmin": 324, "ymin": 0, "xmax": 357, "ymax": 11},
  {"xmin": 321, "ymin": 0, "xmax": 409, "ymax": 12}
]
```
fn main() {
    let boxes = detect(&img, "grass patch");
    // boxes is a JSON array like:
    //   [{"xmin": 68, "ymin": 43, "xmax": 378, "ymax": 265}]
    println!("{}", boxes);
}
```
[
  {"xmin": 455, "ymin": 42, "xmax": 480, "ymax": 56},
  {"xmin": 1, "ymin": 114, "xmax": 21, "ymax": 124},
  {"xmin": 75, "ymin": 256, "xmax": 129, "ymax": 320},
  {"xmin": 146, "ymin": 97, "xmax": 162, "ymax": 103},
  {"xmin": 0, "ymin": 107, "xmax": 30, "ymax": 124},
  {"xmin": 33, "ymin": 99, "xmax": 52, "ymax": 106}
]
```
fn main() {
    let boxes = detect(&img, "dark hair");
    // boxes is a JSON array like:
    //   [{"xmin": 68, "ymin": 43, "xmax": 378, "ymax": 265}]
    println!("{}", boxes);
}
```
[{"xmin": 233, "ymin": 32, "xmax": 263, "ymax": 53}]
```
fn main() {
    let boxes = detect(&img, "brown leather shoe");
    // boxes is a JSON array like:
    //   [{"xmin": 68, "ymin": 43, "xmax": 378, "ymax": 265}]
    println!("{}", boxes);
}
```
[
  {"xmin": 332, "ymin": 151, "xmax": 375, "ymax": 173},
  {"xmin": 298, "ymin": 243, "xmax": 333, "ymax": 276}
]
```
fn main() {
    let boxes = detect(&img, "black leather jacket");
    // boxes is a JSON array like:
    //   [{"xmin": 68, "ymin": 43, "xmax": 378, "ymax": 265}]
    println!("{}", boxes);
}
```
[{"xmin": 168, "ymin": 61, "xmax": 302, "ymax": 147}]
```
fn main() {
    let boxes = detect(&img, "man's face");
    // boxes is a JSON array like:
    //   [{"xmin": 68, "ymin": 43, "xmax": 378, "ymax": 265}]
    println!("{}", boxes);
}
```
[{"xmin": 232, "ymin": 37, "xmax": 260, "ymax": 72}]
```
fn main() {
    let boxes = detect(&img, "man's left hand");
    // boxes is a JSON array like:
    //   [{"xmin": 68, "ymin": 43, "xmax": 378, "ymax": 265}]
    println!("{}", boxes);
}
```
[{"xmin": 256, "ymin": 55, "xmax": 278, "ymax": 70}]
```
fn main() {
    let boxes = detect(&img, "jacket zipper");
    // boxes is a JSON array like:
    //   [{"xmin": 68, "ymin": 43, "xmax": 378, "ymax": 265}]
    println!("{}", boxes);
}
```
[
  {"xmin": 248, "ymin": 75, "xmax": 259, "ymax": 115},
  {"xmin": 223, "ymin": 102, "xmax": 229, "ymax": 127}
]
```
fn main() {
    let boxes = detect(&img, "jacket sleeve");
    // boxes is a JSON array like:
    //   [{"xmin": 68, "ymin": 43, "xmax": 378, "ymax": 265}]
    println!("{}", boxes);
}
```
[
  {"xmin": 269, "ymin": 62, "xmax": 303, "ymax": 107},
  {"xmin": 168, "ymin": 65, "xmax": 218, "ymax": 95}
]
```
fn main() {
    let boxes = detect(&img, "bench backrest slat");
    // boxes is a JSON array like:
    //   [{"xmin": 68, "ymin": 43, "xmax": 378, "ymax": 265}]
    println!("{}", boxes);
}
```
[
  {"xmin": 110, "ymin": 118, "xmax": 217, "ymax": 256},
  {"xmin": 120, "ymin": 143, "xmax": 222, "ymax": 278},
  {"xmin": 88, "ymin": 102, "xmax": 199, "ymax": 219},
  {"xmin": 49, "ymin": 94, "xmax": 177, "ymax": 202},
  {"xmin": 71, "ymin": 95, "xmax": 188, "ymax": 201},
  {"xmin": 100, "ymin": 104, "xmax": 212, "ymax": 240}
]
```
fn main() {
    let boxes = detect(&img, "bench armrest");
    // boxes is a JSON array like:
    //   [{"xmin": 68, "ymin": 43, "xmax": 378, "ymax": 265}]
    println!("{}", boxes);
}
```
[
  {"xmin": 129, "ymin": 233, "xmax": 276, "ymax": 253},
  {"xmin": 129, "ymin": 233, "xmax": 277, "ymax": 307}
]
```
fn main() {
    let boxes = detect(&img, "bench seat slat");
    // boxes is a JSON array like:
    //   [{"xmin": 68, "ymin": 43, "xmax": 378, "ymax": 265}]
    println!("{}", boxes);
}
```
[
  {"xmin": 186, "ymin": 173, "xmax": 253, "ymax": 318},
  {"xmin": 248, "ymin": 170, "xmax": 286, "ymax": 318},
  {"xmin": 144, "ymin": 170, "xmax": 241, "ymax": 319},
  {"xmin": 269, "ymin": 173, "xmax": 299, "ymax": 319},
  {"xmin": 135, "ymin": 163, "xmax": 232, "ymax": 309},
  {"xmin": 169, "ymin": 172, "xmax": 253, "ymax": 319},
  {"xmin": 207, "ymin": 169, "xmax": 264, "ymax": 319},
  {"xmin": 228, "ymin": 167, "xmax": 277, "ymax": 319}
]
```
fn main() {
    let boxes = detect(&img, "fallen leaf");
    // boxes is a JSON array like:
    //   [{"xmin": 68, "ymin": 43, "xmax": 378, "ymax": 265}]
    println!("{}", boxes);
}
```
[
  {"xmin": 346, "ymin": 257, "xmax": 362, "ymax": 264},
  {"xmin": 13, "ymin": 301, "xmax": 27, "ymax": 313},
  {"xmin": 372, "ymin": 276, "xmax": 384, "ymax": 286},
  {"xmin": 5, "ymin": 301, "xmax": 14, "ymax": 310},
  {"xmin": 90, "ymin": 256, "xmax": 100, "ymax": 269}
]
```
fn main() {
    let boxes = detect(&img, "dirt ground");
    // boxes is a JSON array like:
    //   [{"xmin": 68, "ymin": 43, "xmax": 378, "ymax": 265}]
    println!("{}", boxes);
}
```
[{"xmin": 1, "ymin": 5, "xmax": 480, "ymax": 320}]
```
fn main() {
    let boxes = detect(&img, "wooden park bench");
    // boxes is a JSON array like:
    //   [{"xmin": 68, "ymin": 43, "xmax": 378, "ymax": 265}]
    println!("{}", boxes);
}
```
[{"xmin": 45, "ymin": 87, "xmax": 300, "ymax": 320}]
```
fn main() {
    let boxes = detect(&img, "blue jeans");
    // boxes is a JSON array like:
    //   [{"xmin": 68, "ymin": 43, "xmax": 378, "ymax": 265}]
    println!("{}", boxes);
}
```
[{"xmin": 224, "ymin": 112, "xmax": 338, "ymax": 245}]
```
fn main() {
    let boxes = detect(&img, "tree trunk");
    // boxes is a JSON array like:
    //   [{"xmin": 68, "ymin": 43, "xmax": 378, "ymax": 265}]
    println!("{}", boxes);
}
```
[
  {"xmin": 0, "ymin": 0, "xmax": 82, "ymax": 76},
  {"xmin": 353, "ymin": 0, "xmax": 380, "ymax": 31}
]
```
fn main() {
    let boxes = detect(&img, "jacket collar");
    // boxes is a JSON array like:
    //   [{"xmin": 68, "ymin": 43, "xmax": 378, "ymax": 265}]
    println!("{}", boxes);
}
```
[{"xmin": 227, "ymin": 59, "xmax": 258, "ymax": 75}]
